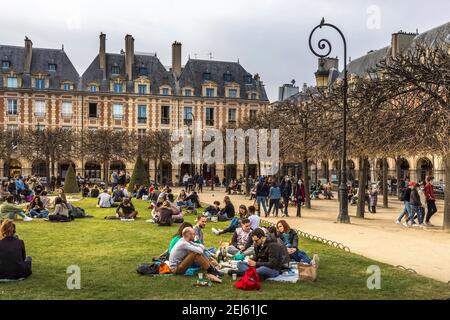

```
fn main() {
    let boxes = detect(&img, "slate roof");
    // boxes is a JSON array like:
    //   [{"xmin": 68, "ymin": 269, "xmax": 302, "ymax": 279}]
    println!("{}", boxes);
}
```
[
  {"xmin": 343, "ymin": 21, "xmax": 450, "ymax": 78},
  {"xmin": 178, "ymin": 59, "xmax": 268, "ymax": 101},
  {"xmin": 0, "ymin": 45, "xmax": 80, "ymax": 89},
  {"xmin": 81, "ymin": 53, "xmax": 175, "ymax": 94}
]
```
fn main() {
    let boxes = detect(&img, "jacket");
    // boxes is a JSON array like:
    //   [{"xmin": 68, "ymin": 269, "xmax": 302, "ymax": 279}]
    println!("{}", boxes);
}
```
[
  {"xmin": 279, "ymin": 229, "xmax": 299, "ymax": 250},
  {"xmin": 0, "ymin": 237, "xmax": 32, "ymax": 280},
  {"xmin": 231, "ymin": 227, "xmax": 252, "ymax": 248},
  {"xmin": 256, "ymin": 182, "xmax": 269, "ymax": 197},
  {"xmin": 157, "ymin": 207, "xmax": 173, "ymax": 226},
  {"xmin": 280, "ymin": 181, "xmax": 292, "ymax": 198},
  {"xmin": 425, "ymin": 183, "xmax": 435, "ymax": 201},
  {"xmin": 254, "ymin": 238, "xmax": 290, "ymax": 271},
  {"xmin": 268, "ymin": 186, "xmax": 281, "ymax": 200},
  {"xmin": 410, "ymin": 189, "xmax": 421, "ymax": 207},
  {"xmin": 221, "ymin": 202, "xmax": 235, "ymax": 218}
]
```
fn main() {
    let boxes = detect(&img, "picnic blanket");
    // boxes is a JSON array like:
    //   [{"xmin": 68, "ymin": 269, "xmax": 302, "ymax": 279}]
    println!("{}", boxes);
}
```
[{"xmin": 267, "ymin": 268, "xmax": 299, "ymax": 284}]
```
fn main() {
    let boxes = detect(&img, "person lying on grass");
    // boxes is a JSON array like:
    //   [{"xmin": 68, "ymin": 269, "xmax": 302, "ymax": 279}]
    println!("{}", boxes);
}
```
[
  {"xmin": 168, "ymin": 227, "xmax": 223, "ymax": 283},
  {"xmin": 148, "ymin": 201, "xmax": 184, "ymax": 224},
  {"xmin": 212, "ymin": 205, "xmax": 248, "ymax": 236},
  {"xmin": 0, "ymin": 220, "xmax": 32, "ymax": 280},
  {"xmin": 226, "ymin": 218, "xmax": 254, "ymax": 257}
]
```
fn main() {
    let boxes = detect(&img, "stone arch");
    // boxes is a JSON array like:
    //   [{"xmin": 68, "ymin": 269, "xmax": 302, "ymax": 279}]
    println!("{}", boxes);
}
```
[{"xmin": 417, "ymin": 157, "xmax": 433, "ymax": 182}]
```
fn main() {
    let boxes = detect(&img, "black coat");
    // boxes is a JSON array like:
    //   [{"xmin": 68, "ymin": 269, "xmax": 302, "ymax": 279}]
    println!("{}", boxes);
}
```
[
  {"xmin": 0, "ymin": 237, "xmax": 32, "ymax": 280},
  {"xmin": 254, "ymin": 238, "xmax": 290, "ymax": 271}
]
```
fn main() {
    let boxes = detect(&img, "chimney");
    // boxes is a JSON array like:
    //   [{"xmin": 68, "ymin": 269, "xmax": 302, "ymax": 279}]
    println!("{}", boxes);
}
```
[
  {"xmin": 125, "ymin": 34, "xmax": 135, "ymax": 81},
  {"xmin": 172, "ymin": 41, "xmax": 182, "ymax": 79},
  {"xmin": 391, "ymin": 31, "xmax": 416, "ymax": 58},
  {"xmin": 24, "ymin": 36, "xmax": 33, "ymax": 74},
  {"xmin": 99, "ymin": 33, "xmax": 106, "ymax": 80},
  {"xmin": 321, "ymin": 57, "xmax": 339, "ymax": 71}
]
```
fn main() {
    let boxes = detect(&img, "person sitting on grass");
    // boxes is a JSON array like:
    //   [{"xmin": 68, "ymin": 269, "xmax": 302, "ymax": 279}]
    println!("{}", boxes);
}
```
[
  {"xmin": 236, "ymin": 228, "xmax": 289, "ymax": 280},
  {"xmin": 185, "ymin": 191, "xmax": 201, "ymax": 209},
  {"xmin": 212, "ymin": 205, "xmax": 248, "ymax": 236},
  {"xmin": 276, "ymin": 220, "xmax": 318, "ymax": 265},
  {"xmin": 247, "ymin": 206, "xmax": 260, "ymax": 230},
  {"xmin": 112, "ymin": 185, "xmax": 125, "ymax": 203},
  {"xmin": 217, "ymin": 196, "xmax": 235, "ymax": 221},
  {"xmin": 0, "ymin": 220, "xmax": 32, "ymax": 280},
  {"xmin": 154, "ymin": 201, "xmax": 175, "ymax": 226},
  {"xmin": 0, "ymin": 195, "xmax": 33, "ymax": 222},
  {"xmin": 48, "ymin": 197, "xmax": 71, "ymax": 222},
  {"xmin": 204, "ymin": 201, "xmax": 220, "ymax": 220},
  {"xmin": 227, "ymin": 218, "xmax": 254, "ymax": 257},
  {"xmin": 168, "ymin": 222, "xmax": 193, "ymax": 254},
  {"xmin": 98, "ymin": 189, "xmax": 113, "ymax": 208},
  {"xmin": 114, "ymin": 197, "xmax": 138, "ymax": 220},
  {"xmin": 176, "ymin": 190, "xmax": 190, "ymax": 207},
  {"xmin": 90, "ymin": 185, "xmax": 100, "ymax": 198},
  {"xmin": 40, "ymin": 191, "xmax": 51, "ymax": 209},
  {"xmin": 81, "ymin": 184, "xmax": 90, "ymax": 198},
  {"xmin": 28, "ymin": 196, "xmax": 49, "ymax": 218},
  {"xmin": 168, "ymin": 227, "xmax": 223, "ymax": 282}
]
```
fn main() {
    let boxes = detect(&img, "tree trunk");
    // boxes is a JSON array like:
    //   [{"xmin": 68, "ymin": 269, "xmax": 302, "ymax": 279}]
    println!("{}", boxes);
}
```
[
  {"xmin": 153, "ymin": 159, "xmax": 157, "ymax": 182},
  {"xmin": 103, "ymin": 161, "xmax": 109, "ymax": 186},
  {"xmin": 159, "ymin": 156, "xmax": 163, "ymax": 185},
  {"xmin": 337, "ymin": 160, "xmax": 342, "ymax": 202},
  {"xmin": 383, "ymin": 158, "xmax": 389, "ymax": 208},
  {"xmin": 396, "ymin": 156, "xmax": 402, "ymax": 200},
  {"xmin": 303, "ymin": 155, "xmax": 311, "ymax": 209},
  {"xmin": 357, "ymin": 157, "xmax": 368, "ymax": 218},
  {"xmin": 444, "ymin": 154, "xmax": 450, "ymax": 231},
  {"xmin": 45, "ymin": 156, "xmax": 51, "ymax": 188},
  {"xmin": 4, "ymin": 157, "xmax": 10, "ymax": 178}
]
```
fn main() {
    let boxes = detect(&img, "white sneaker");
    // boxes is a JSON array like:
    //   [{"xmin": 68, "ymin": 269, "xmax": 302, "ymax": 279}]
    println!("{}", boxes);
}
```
[
  {"xmin": 212, "ymin": 228, "xmax": 220, "ymax": 236},
  {"xmin": 412, "ymin": 224, "xmax": 420, "ymax": 228},
  {"xmin": 312, "ymin": 254, "xmax": 320, "ymax": 269},
  {"xmin": 395, "ymin": 220, "xmax": 401, "ymax": 225},
  {"xmin": 402, "ymin": 222, "xmax": 409, "ymax": 228},
  {"xmin": 23, "ymin": 216, "xmax": 33, "ymax": 222}
]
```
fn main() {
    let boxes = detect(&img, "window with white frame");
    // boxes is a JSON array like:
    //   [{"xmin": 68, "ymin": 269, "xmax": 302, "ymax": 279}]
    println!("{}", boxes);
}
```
[
  {"xmin": 205, "ymin": 88, "xmax": 215, "ymax": 97},
  {"xmin": 184, "ymin": 107, "xmax": 193, "ymax": 126},
  {"xmin": 113, "ymin": 104, "xmax": 124, "ymax": 119},
  {"xmin": 228, "ymin": 89, "xmax": 238, "ymax": 98},
  {"xmin": 61, "ymin": 102, "xmax": 73, "ymax": 118},
  {"xmin": 7, "ymin": 77, "xmax": 18, "ymax": 88},
  {"xmin": 161, "ymin": 87, "xmax": 170, "ymax": 96},
  {"xmin": 34, "ymin": 100, "xmax": 46, "ymax": 117},
  {"xmin": 205, "ymin": 108, "xmax": 214, "ymax": 126},
  {"xmin": 7, "ymin": 99, "xmax": 18, "ymax": 115},
  {"xmin": 184, "ymin": 89, "xmax": 192, "ymax": 97},
  {"xmin": 138, "ymin": 105, "xmax": 147, "ymax": 124},
  {"xmin": 228, "ymin": 108, "xmax": 236, "ymax": 123}
]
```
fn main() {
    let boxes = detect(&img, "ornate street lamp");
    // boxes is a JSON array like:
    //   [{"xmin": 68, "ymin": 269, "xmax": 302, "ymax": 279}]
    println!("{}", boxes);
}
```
[
  {"xmin": 309, "ymin": 18, "xmax": 350, "ymax": 224},
  {"xmin": 315, "ymin": 58, "xmax": 330, "ymax": 89}
]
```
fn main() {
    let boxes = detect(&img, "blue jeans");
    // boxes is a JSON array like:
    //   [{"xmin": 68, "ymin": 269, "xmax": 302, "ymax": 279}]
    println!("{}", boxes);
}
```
[
  {"xmin": 4, "ymin": 211, "xmax": 27, "ymax": 219},
  {"xmin": 397, "ymin": 201, "xmax": 412, "ymax": 222},
  {"xmin": 256, "ymin": 196, "xmax": 267, "ymax": 216},
  {"xmin": 237, "ymin": 262, "xmax": 280, "ymax": 279},
  {"xmin": 29, "ymin": 210, "xmax": 49, "ymax": 218},
  {"xmin": 290, "ymin": 250, "xmax": 312, "ymax": 264}
]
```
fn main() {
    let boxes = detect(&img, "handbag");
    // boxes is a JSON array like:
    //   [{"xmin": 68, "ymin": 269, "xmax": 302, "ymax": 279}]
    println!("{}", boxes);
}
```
[
  {"xmin": 235, "ymin": 267, "xmax": 261, "ymax": 291},
  {"xmin": 297, "ymin": 263, "xmax": 317, "ymax": 282}
]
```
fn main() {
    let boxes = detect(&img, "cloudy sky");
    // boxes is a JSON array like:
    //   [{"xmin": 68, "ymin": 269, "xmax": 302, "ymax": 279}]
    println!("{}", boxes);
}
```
[{"xmin": 1, "ymin": 0, "xmax": 449, "ymax": 101}]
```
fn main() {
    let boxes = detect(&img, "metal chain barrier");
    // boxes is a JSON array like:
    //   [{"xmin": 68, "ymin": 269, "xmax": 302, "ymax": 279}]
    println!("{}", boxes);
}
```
[
  {"xmin": 395, "ymin": 265, "xmax": 418, "ymax": 274},
  {"xmin": 260, "ymin": 219, "xmax": 352, "ymax": 253}
]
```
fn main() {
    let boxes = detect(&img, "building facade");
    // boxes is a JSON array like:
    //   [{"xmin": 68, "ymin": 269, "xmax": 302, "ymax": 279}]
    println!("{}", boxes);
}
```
[{"xmin": 0, "ymin": 34, "xmax": 269, "ymax": 184}]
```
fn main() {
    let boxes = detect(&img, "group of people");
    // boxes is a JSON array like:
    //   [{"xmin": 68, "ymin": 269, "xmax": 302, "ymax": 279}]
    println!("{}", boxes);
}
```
[
  {"xmin": 0, "ymin": 175, "xmax": 72, "ymax": 223},
  {"xmin": 166, "ymin": 210, "xmax": 319, "ymax": 282},
  {"xmin": 182, "ymin": 173, "xmax": 206, "ymax": 193},
  {"xmin": 246, "ymin": 176, "xmax": 307, "ymax": 218},
  {"xmin": 396, "ymin": 176, "xmax": 438, "ymax": 228}
]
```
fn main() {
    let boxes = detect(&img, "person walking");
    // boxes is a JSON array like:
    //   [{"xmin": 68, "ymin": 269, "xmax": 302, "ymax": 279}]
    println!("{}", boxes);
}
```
[
  {"xmin": 255, "ymin": 177, "xmax": 269, "ymax": 217},
  {"xmin": 267, "ymin": 182, "xmax": 281, "ymax": 217},
  {"xmin": 424, "ymin": 177, "xmax": 437, "ymax": 227},
  {"xmin": 295, "ymin": 178, "xmax": 306, "ymax": 217},
  {"xmin": 280, "ymin": 176, "xmax": 292, "ymax": 218}
]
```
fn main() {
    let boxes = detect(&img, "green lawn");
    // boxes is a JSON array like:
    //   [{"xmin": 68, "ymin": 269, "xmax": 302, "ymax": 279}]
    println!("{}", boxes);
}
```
[{"xmin": 0, "ymin": 198, "xmax": 449, "ymax": 300}]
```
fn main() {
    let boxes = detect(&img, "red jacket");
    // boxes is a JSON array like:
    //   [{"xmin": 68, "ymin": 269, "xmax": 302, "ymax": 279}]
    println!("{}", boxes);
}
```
[{"xmin": 425, "ymin": 183, "xmax": 435, "ymax": 201}]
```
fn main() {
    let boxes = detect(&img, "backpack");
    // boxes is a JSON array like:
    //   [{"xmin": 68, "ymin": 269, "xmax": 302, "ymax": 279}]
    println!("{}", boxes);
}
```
[
  {"xmin": 235, "ymin": 267, "xmax": 261, "ymax": 291},
  {"xmin": 70, "ymin": 206, "xmax": 86, "ymax": 219},
  {"xmin": 137, "ymin": 263, "xmax": 160, "ymax": 276}
]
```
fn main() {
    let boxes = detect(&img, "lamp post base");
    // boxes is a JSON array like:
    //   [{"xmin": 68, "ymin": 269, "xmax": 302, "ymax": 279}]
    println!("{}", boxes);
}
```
[{"xmin": 338, "ymin": 184, "xmax": 351, "ymax": 224}]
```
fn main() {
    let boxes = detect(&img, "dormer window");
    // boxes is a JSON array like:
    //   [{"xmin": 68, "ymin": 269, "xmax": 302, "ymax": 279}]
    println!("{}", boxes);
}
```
[
  {"xmin": 35, "ymin": 79, "xmax": 45, "ymax": 90},
  {"xmin": 2, "ymin": 60, "xmax": 11, "ymax": 69},
  {"xmin": 7, "ymin": 77, "xmax": 18, "ymax": 88},
  {"xmin": 112, "ymin": 65, "xmax": 120, "ymax": 75},
  {"xmin": 139, "ymin": 67, "xmax": 147, "ymax": 76},
  {"xmin": 48, "ymin": 64, "xmax": 57, "ymax": 72},
  {"xmin": 244, "ymin": 75, "xmax": 252, "ymax": 84},
  {"xmin": 63, "ymin": 83, "xmax": 73, "ymax": 91},
  {"xmin": 90, "ymin": 85, "xmax": 98, "ymax": 92},
  {"xmin": 114, "ymin": 82, "xmax": 124, "ymax": 93},
  {"xmin": 203, "ymin": 72, "xmax": 211, "ymax": 81},
  {"xmin": 250, "ymin": 93, "xmax": 257, "ymax": 100},
  {"xmin": 161, "ymin": 87, "xmax": 170, "ymax": 96},
  {"xmin": 228, "ymin": 89, "xmax": 238, "ymax": 98},
  {"xmin": 223, "ymin": 73, "xmax": 232, "ymax": 82},
  {"xmin": 184, "ymin": 89, "xmax": 192, "ymax": 97}
]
